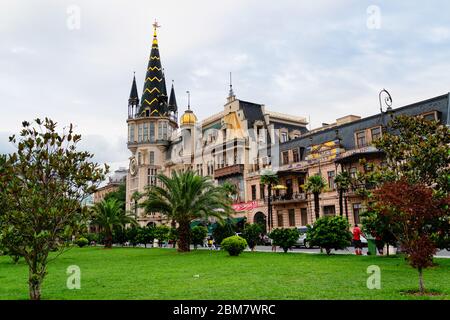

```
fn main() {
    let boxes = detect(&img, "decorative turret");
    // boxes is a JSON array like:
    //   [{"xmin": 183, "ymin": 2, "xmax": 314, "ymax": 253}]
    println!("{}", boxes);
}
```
[
  {"xmin": 180, "ymin": 90, "xmax": 197, "ymax": 126},
  {"xmin": 139, "ymin": 21, "xmax": 168, "ymax": 117},
  {"xmin": 128, "ymin": 72, "xmax": 139, "ymax": 118}
]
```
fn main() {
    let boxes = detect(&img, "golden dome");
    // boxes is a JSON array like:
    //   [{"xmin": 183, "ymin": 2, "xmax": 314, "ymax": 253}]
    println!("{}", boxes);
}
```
[{"xmin": 180, "ymin": 110, "xmax": 197, "ymax": 126}]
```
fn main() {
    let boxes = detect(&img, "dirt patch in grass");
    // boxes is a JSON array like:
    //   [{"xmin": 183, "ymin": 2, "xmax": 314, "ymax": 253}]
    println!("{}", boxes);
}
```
[{"xmin": 400, "ymin": 289, "xmax": 445, "ymax": 297}]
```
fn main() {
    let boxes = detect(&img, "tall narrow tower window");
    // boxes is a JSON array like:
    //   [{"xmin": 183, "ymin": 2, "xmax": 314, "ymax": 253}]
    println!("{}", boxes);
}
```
[
  {"xmin": 143, "ymin": 123, "xmax": 149, "ymax": 142},
  {"xmin": 162, "ymin": 121, "xmax": 168, "ymax": 140},
  {"xmin": 158, "ymin": 122, "xmax": 163, "ymax": 140},
  {"xmin": 129, "ymin": 124, "xmax": 135, "ymax": 142},
  {"xmin": 138, "ymin": 124, "xmax": 143, "ymax": 142},
  {"xmin": 150, "ymin": 122, "xmax": 155, "ymax": 142},
  {"xmin": 149, "ymin": 151, "xmax": 155, "ymax": 165}
]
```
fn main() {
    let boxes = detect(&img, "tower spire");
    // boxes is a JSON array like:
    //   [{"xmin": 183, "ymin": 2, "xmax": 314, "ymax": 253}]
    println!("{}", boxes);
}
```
[
  {"xmin": 168, "ymin": 80, "xmax": 178, "ymax": 111},
  {"xmin": 128, "ymin": 72, "xmax": 139, "ymax": 118},
  {"xmin": 229, "ymin": 72, "xmax": 234, "ymax": 98},
  {"xmin": 139, "ymin": 20, "xmax": 168, "ymax": 116}
]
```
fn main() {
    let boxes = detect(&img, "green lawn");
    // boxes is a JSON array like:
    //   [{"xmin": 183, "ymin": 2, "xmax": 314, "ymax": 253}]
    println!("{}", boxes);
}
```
[{"xmin": 0, "ymin": 247, "xmax": 449, "ymax": 300}]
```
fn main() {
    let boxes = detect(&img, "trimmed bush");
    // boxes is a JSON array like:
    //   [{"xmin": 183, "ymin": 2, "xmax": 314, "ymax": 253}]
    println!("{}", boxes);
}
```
[
  {"xmin": 221, "ymin": 236, "xmax": 248, "ymax": 256},
  {"xmin": 242, "ymin": 223, "xmax": 263, "ymax": 251},
  {"xmin": 191, "ymin": 226, "xmax": 208, "ymax": 249},
  {"xmin": 269, "ymin": 228, "xmax": 299, "ymax": 253},
  {"xmin": 306, "ymin": 216, "xmax": 352, "ymax": 255},
  {"xmin": 75, "ymin": 237, "xmax": 89, "ymax": 248}
]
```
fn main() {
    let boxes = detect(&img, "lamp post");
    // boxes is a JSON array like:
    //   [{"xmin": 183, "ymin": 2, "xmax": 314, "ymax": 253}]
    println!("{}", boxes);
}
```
[{"xmin": 379, "ymin": 89, "xmax": 394, "ymax": 131}]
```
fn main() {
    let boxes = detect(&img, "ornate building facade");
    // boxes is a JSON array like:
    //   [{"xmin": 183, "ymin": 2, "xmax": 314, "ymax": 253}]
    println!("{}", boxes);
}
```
[{"xmin": 125, "ymin": 24, "xmax": 450, "ymax": 230}]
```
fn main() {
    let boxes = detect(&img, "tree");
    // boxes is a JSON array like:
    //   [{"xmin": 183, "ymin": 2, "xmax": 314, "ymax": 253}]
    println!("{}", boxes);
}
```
[
  {"xmin": 304, "ymin": 174, "xmax": 326, "ymax": 220},
  {"xmin": 191, "ymin": 226, "xmax": 208, "ymax": 249},
  {"xmin": 104, "ymin": 183, "xmax": 126, "ymax": 210},
  {"xmin": 306, "ymin": 216, "xmax": 352, "ymax": 255},
  {"xmin": 241, "ymin": 223, "xmax": 263, "ymax": 251},
  {"xmin": 360, "ymin": 209, "xmax": 398, "ymax": 255},
  {"xmin": 269, "ymin": 228, "xmax": 299, "ymax": 253},
  {"xmin": 142, "ymin": 170, "xmax": 233, "ymax": 252},
  {"xmin": 139, "ymin": 226, "xmax": 155, "ymax": 248},
  {"xmin": 374, "ymin": 115, "xmax": 450, "ymax": 194},
  {"xmin": 334, "ymin": 171, "xmax": 352, "ymax": 218},
  {"xmin": 126, "ymin": 226, "xmax": 140, "ymax": 246},
  {"xmin": 260, "ymin": 170, "xmax": 279, "ymax": 232},
  {"xmin": 212, "ymin": 219, "xmax": 236, "ymax": 245},
  {"xmin": 374, "ymin": 179, "xmax": 450, "ymax": 294},
  {"xmin": 221, "ymin": 181, "xmax": 238, "ymax": 202},
  {"xmin": 152, "ymin": 225, "xmax": 171, "ymax": 247},
  {"xmin": 0, "ymin": 118, "xmax": 107, "ymax": 300},
  {"xmin": 90, "ymin": 198, "xmax": 137, "ymax": 248}
]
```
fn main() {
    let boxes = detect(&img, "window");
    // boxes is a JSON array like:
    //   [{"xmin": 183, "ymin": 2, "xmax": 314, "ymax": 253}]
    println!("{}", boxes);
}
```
[
  {"xmin": 327, "ymin": 171, "xmax": 335, "ymax": 190},
  {"xmin": 298, "ymin": 176, "xmax": 305, "ymax": 193},
  {"xmin": 150, "ymin": 122, "xmax": 155, "ymax": 142},
  {"xmin": 149, "ymin": 151, "xmax": 155, "ymax": 165},
  {"xmin": 129, "ymin": 124, "xmax": 135, "ymax": 142},
  {"xmin": 158, "ymin": 122, "xmax": 162, "ymax": 140},
  {"xmin": 251, "ymin": 185, "xmax": 257, "ymax": 201},
  {"xmin": 300, "ymin": 208, "xmax": 308, "ymax": 226},
  {"xmin": 281, "ymin": 131, "xmax": 288, "ymax": 143},
  {"xmin": 143, "ymin": 123, "xmax": 149, "ymax": 142},
  {"xmin": 162, "ymin": 121, "xmax": 168, "ymax": 140},
  {"xmin": 148, "ymin": 168, "xmax": 157, "ymax": 186},
  {"xmin": 323, "ymin": 205, "xmax": 336, "ymax": 217},
  {"xmin": 259, "ymin": 184, "xmax": 265, "ymax": 200},
  {"xmin": 288, "ymin": 209, "xmax": 295, "ymax": 227},
  {"xmin": 371, "ymin": 127, "xmax": 381, "ymax": 142},
  {"xmin": 353, "ymin": 203, "xmax": 362, "ymax": 225},
  {"xmin": 292, "ymin": 148, "xmax": 300, "ymax": 163},
  {"xmin": 350, "ymin": 167, "xmax": 357, "ymax": 179},
  {"xmin": 138, "ymin": 152, "xmax": 142, "ymax": 165},
  {"xmin": 282, "ymin": 151, "xmax": 289, "ymax": 165},
  {"xmin": 356, "ymin": 131, "xmax": 366, "ymax": 148},
  {"xmin": 277, "ymin": 211, "xmax": 284, "ymax": 227},
  {"xmin": 422, "ymin": 111, "xmax": 438, "ymax": 122},
  {"xmin": 138, "ymin": 124, "xmax": 143, "ymax": 142}
]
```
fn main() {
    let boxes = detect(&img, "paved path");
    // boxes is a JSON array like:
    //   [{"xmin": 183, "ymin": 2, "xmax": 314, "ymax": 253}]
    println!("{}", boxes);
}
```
[{"xmin": 196, "ymin": 245, "xmax": 450, "ymax": 258}]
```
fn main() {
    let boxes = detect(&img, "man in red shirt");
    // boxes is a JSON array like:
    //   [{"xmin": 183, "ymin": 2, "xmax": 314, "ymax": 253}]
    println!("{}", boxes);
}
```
[{"xmin": 352, "ymin": 224, "xmax": 364, "ymax": 255}]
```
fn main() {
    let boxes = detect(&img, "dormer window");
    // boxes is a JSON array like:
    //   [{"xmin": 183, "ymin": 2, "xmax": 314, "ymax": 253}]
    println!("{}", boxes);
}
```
[{"xmin": 281, "ymin": 131, "xmax": 288, "ymax": 143}]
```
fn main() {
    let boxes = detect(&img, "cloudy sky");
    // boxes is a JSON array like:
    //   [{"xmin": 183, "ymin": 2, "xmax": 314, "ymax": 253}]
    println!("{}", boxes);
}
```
[{"xmin": 1, "ymin": 0, "xmax": 450, "ymax": 171}]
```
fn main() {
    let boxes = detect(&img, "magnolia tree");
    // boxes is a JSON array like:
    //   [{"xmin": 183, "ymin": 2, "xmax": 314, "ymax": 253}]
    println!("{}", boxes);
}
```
[{"xmin": 0, "ymin": 118, "xmax": 107, "ymax": 300}]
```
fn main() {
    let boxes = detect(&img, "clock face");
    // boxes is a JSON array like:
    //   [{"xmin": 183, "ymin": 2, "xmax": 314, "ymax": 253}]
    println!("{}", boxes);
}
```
[{"xmin": 130, "ymin": 158, "xmax": 137, "ymax": 176}]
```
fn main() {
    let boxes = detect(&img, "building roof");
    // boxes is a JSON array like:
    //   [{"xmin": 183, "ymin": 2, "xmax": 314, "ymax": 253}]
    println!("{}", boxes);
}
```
[
  {"xmin": 139, "ymin": 23, "xmax": 168, "ymax": 116},
  {"xmin": 128, "ymin": 73, "xmax": 139, "ymax": 106}
]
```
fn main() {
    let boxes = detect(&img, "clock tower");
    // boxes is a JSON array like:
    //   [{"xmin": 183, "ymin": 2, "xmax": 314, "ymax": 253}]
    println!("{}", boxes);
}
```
[{"xmin": 125, "ymin": 21, "xmax": 178, "ymax": 226}]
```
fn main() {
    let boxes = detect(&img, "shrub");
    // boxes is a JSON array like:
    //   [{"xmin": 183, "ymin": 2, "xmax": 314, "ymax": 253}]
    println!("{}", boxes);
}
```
[
  {"xmin": 75, "ymin": 237, "xmax": 89, "ymax": 248},
  {"xmin": 269, "ymin": 228, "xmax": 299, "ymax": 253},
  {"xmin": 191, "ymin": 226, "xmax": 208, "ymax": 249},
  {"xmin": 221, "ymin": 236, "xmax": 248, "ymax": 256},
  {"xmin": 306, "ymin": 216, "xmax": 352, "ymax": 255},
  {"xmin": 241, "ymin": 223, "xmax": 263, "ymax": 251}
]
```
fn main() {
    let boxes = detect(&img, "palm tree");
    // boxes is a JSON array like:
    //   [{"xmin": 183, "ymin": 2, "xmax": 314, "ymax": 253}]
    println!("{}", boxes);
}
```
[
  {"xmin": 334, "ymin": 171, "xmax": 352, "ymax": 219},
  {"xmin": 304, "ymin": 174, "xmax": 326, "ymax": 220},
  {"xmin": 260, "ymin": 170, "xmax": 279, "ymax": 232},
  {"xmin": 141, "ymin": 170, "xmax": 233, "ymax": 252},
  {"xmin": 221, "ymin": 181, "xmax": 238, "ymax": 202},
  {"xmin": 90, "ymin": 198, "xmax": 137, "ymax": 248}
]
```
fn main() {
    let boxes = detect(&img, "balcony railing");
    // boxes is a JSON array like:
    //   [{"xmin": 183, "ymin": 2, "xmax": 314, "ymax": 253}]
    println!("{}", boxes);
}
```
[
  {"xmin": 214, "ymin": 164, "xmax": 244, "ymax": 179},
  {"xmin": 265, "ymin": 192, "xmax": 307, "ymax": 204}
]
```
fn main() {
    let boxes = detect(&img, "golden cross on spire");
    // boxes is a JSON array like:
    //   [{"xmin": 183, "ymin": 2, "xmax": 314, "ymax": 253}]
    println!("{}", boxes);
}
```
[{"xmin": 152, "ymin": 20, "xmax": 161, "ymax": 44}]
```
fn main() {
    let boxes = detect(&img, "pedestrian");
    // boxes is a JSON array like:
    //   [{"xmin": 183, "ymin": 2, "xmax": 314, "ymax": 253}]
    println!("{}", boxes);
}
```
[
  {"xmin": 352, "ymin": 224, "xmax": 364, "ymax": 255},
  {"xmin": 271, "ymin": 238, "xmax": 277, "ymax": 252},
  {"xmin": 207, "ymin": 237, "xmax": 213, "ymax": 250}
]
